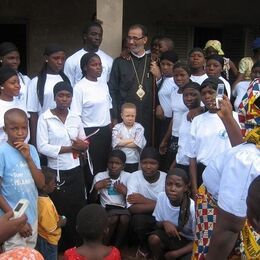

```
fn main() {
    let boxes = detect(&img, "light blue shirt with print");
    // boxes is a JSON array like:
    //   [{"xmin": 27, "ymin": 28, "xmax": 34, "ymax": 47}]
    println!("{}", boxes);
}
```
[{"xmin": 0, "ymin": 142, "xmax": 40, "ymax": 224}]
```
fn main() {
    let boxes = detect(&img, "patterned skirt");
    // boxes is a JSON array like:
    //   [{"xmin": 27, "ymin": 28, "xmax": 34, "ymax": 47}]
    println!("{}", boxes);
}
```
[{"xmin": 192, "ymin": 185, "xmax": 217, "ymax": 260}]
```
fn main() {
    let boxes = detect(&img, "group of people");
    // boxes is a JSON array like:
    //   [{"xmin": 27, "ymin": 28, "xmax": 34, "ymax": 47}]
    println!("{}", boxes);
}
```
[{"xmin": 0, "ymin": 19, "xmax": 259, "ymax": 260}]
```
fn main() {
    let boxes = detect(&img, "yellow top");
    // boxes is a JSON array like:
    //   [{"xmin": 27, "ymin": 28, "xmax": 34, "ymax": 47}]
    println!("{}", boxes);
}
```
[{"xmin": 38, "ymin": 196, "xmax": 61, "ymax": 245}]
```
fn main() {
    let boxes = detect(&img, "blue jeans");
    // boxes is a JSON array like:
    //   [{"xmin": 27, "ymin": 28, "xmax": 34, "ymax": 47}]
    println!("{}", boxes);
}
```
[{"xmin": 36, "ymin": 235, "xmax": 57, "ymax": 260}]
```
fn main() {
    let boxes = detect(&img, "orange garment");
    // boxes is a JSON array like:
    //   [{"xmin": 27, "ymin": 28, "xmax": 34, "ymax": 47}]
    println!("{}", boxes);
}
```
[{"xmin": 38, "ymin": 196, "xmax": 61, "ymax": 245}]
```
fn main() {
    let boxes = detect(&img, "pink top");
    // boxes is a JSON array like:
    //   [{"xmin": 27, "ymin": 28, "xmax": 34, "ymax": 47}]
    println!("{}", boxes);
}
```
[{"xmin": 64, "ymin": 246, "xmax": 121, "ymax": 260}]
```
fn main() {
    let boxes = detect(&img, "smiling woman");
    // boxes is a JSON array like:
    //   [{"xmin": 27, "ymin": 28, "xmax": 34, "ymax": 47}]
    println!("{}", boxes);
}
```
[{"xmin": 0, "ymin": 67, "xmax": 29, "ymax": 145}]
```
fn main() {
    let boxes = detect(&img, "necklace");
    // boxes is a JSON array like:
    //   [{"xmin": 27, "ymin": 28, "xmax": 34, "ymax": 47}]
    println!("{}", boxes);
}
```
[{"xmin": 130, "ymin": 54, "xmax": 147, "ymax": 100}]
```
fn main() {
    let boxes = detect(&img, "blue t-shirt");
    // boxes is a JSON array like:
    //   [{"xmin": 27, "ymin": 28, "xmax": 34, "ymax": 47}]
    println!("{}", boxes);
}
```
[{"xmin": 0, "ymin": 142, "xmax": 41, "ymax": 224}]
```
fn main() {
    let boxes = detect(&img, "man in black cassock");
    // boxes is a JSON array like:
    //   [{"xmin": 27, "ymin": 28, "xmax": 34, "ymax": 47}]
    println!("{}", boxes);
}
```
[{"xmin": 108, "ymin": 24, "xmax": 155, "ymax": 145}]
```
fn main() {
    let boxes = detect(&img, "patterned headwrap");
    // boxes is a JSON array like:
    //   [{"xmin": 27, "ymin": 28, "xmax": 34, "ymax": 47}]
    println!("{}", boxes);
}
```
[
  {"xmin": 204, "ymin": 40, "xmax": 224, "ymax": 56},
  {"xmin": 238, "ymin": 78, "xmax": 260, "ymax": 147}
]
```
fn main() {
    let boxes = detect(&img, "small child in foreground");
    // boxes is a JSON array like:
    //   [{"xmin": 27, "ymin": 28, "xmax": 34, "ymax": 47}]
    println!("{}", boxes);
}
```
[
  {"xmin": 36, "ymin": 166, "xmax": 66, "ymax": 260},
  {"xmin": 90, "ymin": 150, "xmax": 130, "ymax": 248},
  {"xmin": 64, "ymin": 204, "xmax": 121, "ymax": 260}
]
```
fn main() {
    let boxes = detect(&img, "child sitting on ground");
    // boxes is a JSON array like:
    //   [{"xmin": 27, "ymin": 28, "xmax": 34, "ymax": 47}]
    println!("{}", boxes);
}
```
[
  {"xmin": 148, "ymin": 168, "xmax": 195, "ymax": 260},
  {"xmin": 36, "ymin": 166, "xmax": 66, "ymax": 260},
  {"xmin": 90, "ymin": 150, "xmax": 131, "ymax": 248},
  {"xmin": 0, "ymin": 108, "xmax": 44, "ymax": 251},
  {"xmin": 64, "ymin": 204, "xmax": 121, "ymax": 260},
  {"xmin": 112, "ymin": 102, "xmax": 146, "ymax": 173},
  {"xmin": 126, "ymin": 147, "xmax": 167, "ymax": 258}
]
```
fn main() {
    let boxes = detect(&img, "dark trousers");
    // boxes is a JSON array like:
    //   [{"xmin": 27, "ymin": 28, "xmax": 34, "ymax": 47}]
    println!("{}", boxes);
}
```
[{"xmin": 50, "ymin": 166, "xmax": 87, "ymax": 252}]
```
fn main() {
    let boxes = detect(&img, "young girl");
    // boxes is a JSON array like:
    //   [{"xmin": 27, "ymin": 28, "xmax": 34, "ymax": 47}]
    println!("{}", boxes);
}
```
[
  {"xmin": 126, "ymin": 147, "xmax": 167, "ymax": 257},
  {"xmin": 70, "ymin": 52, "xmax": 112, "ymax": 177},
  {"xmin": 90, "ymin": 150, "xmax": 130, "ymax": 248},
  {"xmin": 188, "ymin": 47, "xmax": 208, "ymax": 85},
  {"xmin": 187, "ymin": 77, "xmax": 240, "ymax": 198},
  {"xmin": 148, "ymin": 168, "xmax": 195, "ymax": 260},
  {"xmin": 0, "ymin": 67, "xmax": 29, "ymax": 145},
  {"xmin": 0, "ymin": 41, "xmax": 31, "ymax": 108},
  {"xmin": 205, "ymin": 54, "xmax": 231, "ymax": 98},
  {"xmin": 27, "ymin": 43, "xmax": 70, "ymax": 146},
  {"xmin": 159, "ymin": 62, "xmax": 190, "ymax": 170},
  {"xmin": 64, "ymin": 204, "xmax": 121, "ymax": 260},
  {"xmin": 170, "ymin": 81, "xmax": 202, "ymax": 175},
  {"xmin": 150, "ymin": 51, "xmax": 178, "ymax": 147}
]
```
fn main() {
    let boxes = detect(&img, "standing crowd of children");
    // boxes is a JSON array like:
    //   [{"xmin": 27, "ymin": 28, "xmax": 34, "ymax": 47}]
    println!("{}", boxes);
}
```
[{"xmin": 0, "ymin": 22, "xmax": 259, "ymax": 260}]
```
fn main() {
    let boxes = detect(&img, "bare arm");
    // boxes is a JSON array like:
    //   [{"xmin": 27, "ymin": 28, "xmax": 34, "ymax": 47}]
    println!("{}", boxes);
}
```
[
  {"xmin": 14, "ymin": 142, "xmax": 45, "ymax": 189},
  {"xmin": 232, "ymin": 72, "xmax": 245, "ymax": 90},
  {"xmin": 217, "ymin": 96, "xmax": 243, "ymax": 146},
  {"xmin": 127, "ymin": 193, "xmax": 156, "ymax": 214},
  {"xmin": 206, "ymin": 207, "xmax": 245, "ymax": 260},
  {"xmin": 159, "ymin": 119, "xmax": 173, "ymax": 155},
  {"xmin": 229, "ymin": 60, "xmax": 238, "ymax": 78}
]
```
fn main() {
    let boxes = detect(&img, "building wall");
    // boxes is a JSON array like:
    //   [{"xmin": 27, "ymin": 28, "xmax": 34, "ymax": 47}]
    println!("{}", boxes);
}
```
[{"xmin": 0, "ymin": 0, "xmax": 260, "ymax": 76}]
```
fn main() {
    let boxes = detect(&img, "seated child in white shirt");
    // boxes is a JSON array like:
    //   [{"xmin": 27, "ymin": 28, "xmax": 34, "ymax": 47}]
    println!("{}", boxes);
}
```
[
  {"xmin": 90, "ymin": 150, "xmax": 130, "ymax": 248},
  {"xmin": 148, "ymin": 168, "xmax": 195, "ymax": 260}
]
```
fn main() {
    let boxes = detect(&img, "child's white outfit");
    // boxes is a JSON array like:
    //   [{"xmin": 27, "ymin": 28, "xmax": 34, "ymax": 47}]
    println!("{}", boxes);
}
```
[
  {"xmin": 91, "ymin": 170, "xmax": 131, "ymax": 208},
  {"xmin": 112, "ymin": 122, "xmax": 146, "ymax": 165},
  {"xmin": 153, "ymin": 192, "xmax": 195, "ymax": 240}
]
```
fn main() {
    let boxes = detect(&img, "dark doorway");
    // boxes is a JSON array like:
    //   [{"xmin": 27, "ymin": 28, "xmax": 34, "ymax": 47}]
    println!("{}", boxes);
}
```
[
  {"xmin": 194, "ymin": 27, "xmax": 222, "ymax": 49},
  {"xmin": 0, "ymin": 23, "xmax": 27, "ymax": 74}
]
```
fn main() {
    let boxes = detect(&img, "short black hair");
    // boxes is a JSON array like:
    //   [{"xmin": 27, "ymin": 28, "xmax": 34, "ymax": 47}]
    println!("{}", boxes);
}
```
[
  {"xmin": 76, "ymin": 204, "xmax": 108, "ymax": 242},
  {"xmin": 82, "ymin": 21, "xmax": 103, "ymax": 34}
]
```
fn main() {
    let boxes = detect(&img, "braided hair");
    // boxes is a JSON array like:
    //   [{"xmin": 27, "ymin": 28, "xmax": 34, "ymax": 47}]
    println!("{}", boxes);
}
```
[
  {"xmin": 37, "ymin": 43, "xmax": 70, "ymax": 107},
  {"xmin": 167, "ymin": 168, "xmax": 190, "ymax": 231}
]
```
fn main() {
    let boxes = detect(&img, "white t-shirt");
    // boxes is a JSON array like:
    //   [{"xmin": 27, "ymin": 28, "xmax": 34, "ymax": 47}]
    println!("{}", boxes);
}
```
[
  {"xmin": 126, "ymin": 170, "xmax": 167, "ymax": 208},
  {"xmin": 232, "ymin": 81, "xmax": 250, "ymax": 111},
  {"xmin": 170, "ymin": 87, "xmax": 188, "ymax": 137},
  {"xmin": 187, "ymin": 111, "xmax": 239, "ymax": 166},
  {"xmin": 112, "ymin": 122, "xmax": 146, "ymax": 164},
  {"xmin": 190, "ymin": 74, "xmax": 208, "ymax": 85},
  {"xmin": 153, "ymin": 192, "xmax": 195, "ymax": 240},
  {"xmin": 64, "ymin": 48, "xmax": 113, "ymax": 86},
  {"xmin": 0, "ymin": 99, "xmax": 29, "ymax": 145},
  {"xmin": 37, "ymin": 109, "xmax": 86, "ymax": 170},
  {"xmin": 158, "ymin": 77, "xmax": 176, "ymax": 118},
  {"xmin": 203, "ymin": 143, "xmax": 260, "ymax": 217},
  {"xmin": 176, "ymin": 111, "xmax": 191, "ymax": 165},
  {"xmin": 70, "ymin": 78, "xmax": 112, "ymax": 128},
  {"xmin": 27, "ymin": 74, "xmax": 64, "ymax": 115},
  {"xmin": 91, "ymin": 170, "xmax": 131, "ymax": 208}
]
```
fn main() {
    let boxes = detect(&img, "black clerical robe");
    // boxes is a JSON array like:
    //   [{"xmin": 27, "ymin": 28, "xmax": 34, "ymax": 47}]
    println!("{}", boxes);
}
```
[{"xmin": 108, "ymin": 53, "xmax": 155, "ymax": 145}]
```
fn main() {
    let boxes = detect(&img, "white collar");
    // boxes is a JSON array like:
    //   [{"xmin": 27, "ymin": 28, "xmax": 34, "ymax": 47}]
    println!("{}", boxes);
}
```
[{"xmin": 131, "ymin": 51, "xmax": 146, "ymax": 58}]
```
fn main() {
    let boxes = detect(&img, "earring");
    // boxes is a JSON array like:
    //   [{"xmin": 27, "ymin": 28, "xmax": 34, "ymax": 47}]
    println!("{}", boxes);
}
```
[
  {"xmin": 0, "ymin": 60, "xmax": 2, "ymax": 63},
  {"xmin": 45, "ymin": 60, "xmax": 48, "ymax": 63},
  {"xmin": 0, "ymin": 86, "xmax": 4, "ymax": 90}
]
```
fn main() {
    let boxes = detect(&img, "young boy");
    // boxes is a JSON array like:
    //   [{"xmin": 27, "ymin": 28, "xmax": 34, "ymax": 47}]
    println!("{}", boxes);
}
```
[
  {"xmin": 112, "ymin": 102, "xmax": 146, "ymax": 173},
  {"xmin": 36, "ymin": 166, "xmax": 66, "ymax": 260},
  {"xmin": 0, "ymin": 108, "xmax": 44, "ymax": 251}
]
